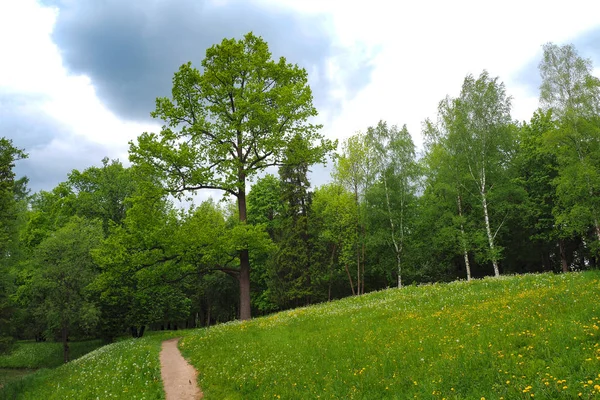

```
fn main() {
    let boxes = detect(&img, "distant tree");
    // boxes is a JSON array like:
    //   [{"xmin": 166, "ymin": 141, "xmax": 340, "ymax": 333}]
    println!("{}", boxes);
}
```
[
  {"xmin": 434, "ymin": 71, "xmax": 516, "ymax": 276},
  {"xmin": 67, "ymin": 158, "xmax": 136, "ymax": 236},
  {"xmin": 366, "ymin": 121, "xmax": 418, "ymax": 288},
  {"xmin": 272, "ymin": 134, "xmax": 314, "ymax": 308},
  {"xmin": 247, "ymin": 174, "xmax": 283, "ymax": 239},
  {"xmin": 512, "ymin": 110, "xmax": 565, "ymax": 271},
  {"xmin": 130, "ymin": 32, "xmax": 334, "ymax": 320},
  {"xmin": 334, "ymin": 133, "xmax": 375, "ymax": 294},
  {"xmin": 0, "ymin": 138, "xmax": 27, "ymax": 352},
  {"xmin": 20, "ymin": 217, "xmax": 102, "ymax": 362},
  {"xmin": 311, "ymin": 183, "xmax": 358, "ymax": 297},
  {"xmin": 91, "ymin": 181, "xmax": 185, "ymax": 339},
  {"xmin": 0, "ymin": 137, "xmax": 27, "ymax": 257},
  {"xmin": 539, "ymin": 43, "xmax": 600, "ymax": 254},
  {"xmin": 247, "ymin": 175, "xmax": 283, "ymax": 313}
]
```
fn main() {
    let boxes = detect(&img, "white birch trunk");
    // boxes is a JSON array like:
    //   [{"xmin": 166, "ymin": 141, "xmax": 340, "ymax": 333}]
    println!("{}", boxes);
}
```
[
  {"xmin": 383, "ymin": 173, "xmax": 403, "ymax": 288},
  {"xmin": 482, "ymin": 191, "xmax": 500, "ymax": 277},
  {"xmin": 457, "ymin": 194, "xmax": 471, "ymax": 281}
]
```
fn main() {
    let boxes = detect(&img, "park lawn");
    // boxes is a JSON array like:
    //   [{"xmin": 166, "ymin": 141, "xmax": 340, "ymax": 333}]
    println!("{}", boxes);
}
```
[
  {"xmin": 0, "ymin": 332, "xmax": 180, "ymax": 399},
  {"xmin": 2, "ymin": 271, "xmax": 600, "ymax": 399},
  {"xmin": 181, "ymin": 271, "xmax": 600, "ymax": 399},
  {"xmin": 0, "ymin": 339, "xmax": 105, "ymax": 392},
  {"xmin": 0, "ymin": 339, "xmax": 104, "ymax": 369},
  {"xmin": 0, "ymin": 369, "xmax": 35, "ymax": 390}
]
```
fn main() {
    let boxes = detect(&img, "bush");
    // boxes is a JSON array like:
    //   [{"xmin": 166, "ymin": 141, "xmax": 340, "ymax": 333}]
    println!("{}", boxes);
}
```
[{"xmin": 0, "ymin": 336, "xmax": 14, "ymax": 355}]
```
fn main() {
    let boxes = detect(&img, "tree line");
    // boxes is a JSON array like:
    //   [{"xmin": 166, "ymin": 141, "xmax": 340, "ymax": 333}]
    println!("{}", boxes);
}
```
[{"xmin": 1, "ymin": 34, "xmax": 599, "ymax": 362}]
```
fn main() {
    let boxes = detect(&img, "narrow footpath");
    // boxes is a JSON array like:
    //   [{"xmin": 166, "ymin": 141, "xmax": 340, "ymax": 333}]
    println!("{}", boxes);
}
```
[{"xmin": 160, "ymin": 338, "xmax": 202, "ymax": 400}]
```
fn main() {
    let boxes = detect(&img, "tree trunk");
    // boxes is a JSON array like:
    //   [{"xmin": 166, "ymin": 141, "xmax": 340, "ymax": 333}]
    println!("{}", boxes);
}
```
[
  {"xmin": 328, "ymin": 244, "xmax": 336, "ymax": 301},
  {"xmin": 559, "ymin": 239, "xmax": 569, "ymax": 273},
  {"xmin": 356, "ymin": 242, "xmax": 360, "ymax": 295},
  {"xmin": 361, "ymin": 240, "xmax": 365, "ymax": 294},
  {"xmin": 457, "ymin": 194, "xmax": 471, "ymax": 281},
  {"xmin": 62, "ymin": 325, "xmax": 69, "ymax": 363},
  {"xmin": 354, "ymin": 185, "xmax": 361, "ymax": 295},
  {"xmin": 344, "ymin": 264, "xmax": 355, "ymax": 296},
  {"xmin": 382, "ymin": 174, "xmax": 403, "ymax": 288},
  {"xmin": 239, "ymin": 250, "xmax": 251, "ymax": 320},
  {"xmin": 237, "ymin": 184, "xmax": 252, "ymax": 321},
  {"xmin": 206, "ymin": 303, "xmax": 211, "ymax": 327},
  {"xmin": 481, "ymin": 191, "xmax": 500, "ymax": 277},
  {"xmin": 594, "ymin": 218, "xmax": 600, "ymax": 243},
  {"xmin": 396, "ymin": 252, "xmax": 402, "ymax": 289}
]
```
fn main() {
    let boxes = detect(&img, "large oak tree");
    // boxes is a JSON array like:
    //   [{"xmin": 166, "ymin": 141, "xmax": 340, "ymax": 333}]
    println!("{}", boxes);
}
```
[{"xmin": 129, "ymin": 32, "xmax": 333, "ymax": 320}]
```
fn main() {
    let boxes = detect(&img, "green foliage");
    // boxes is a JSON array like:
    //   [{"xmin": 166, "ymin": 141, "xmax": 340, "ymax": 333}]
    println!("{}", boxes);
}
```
[
  {"xmin": 424, "ymin": 71, "xmax": 519, "ymax": 276},
  {"xmin": 539, "ymin": 43, "xmax": 600, "ymax": 254},
  {"xmin": 310, "ymin": 183, "xmax": 358, "ymax": 297},
  {"xmin": 247, "ymin": 174, "xmax": 283, "ymax": 234},
  {"xmin": 91, "ymin": 184, "xmax": 188, "ymax": 338},
  {"xmin": 0, "ymin": 137, "xmax": 27, "ymax": 256},
  {"xmin": 180, "ymin": 271, "xmax": 600, "ymax": 399},
  {"xmin": 129, "ymin": 31, "xmax": 333, "ymax": 199},
  {"xmin": 365, "ymin": 121, "xmax": 419, "ymax": 287},
  {"xmin": 129, "ymin": 31, "xmax": 334, "ymax": 320},
  {"xmin": 16, "ymin": 217, "xmax": 103, "ymax": 360},
  {"xmin": 67, "ymin": 158, "xmax": 136, "ymax": 236},
  {"xmin": 0, "ymin": 138, "xmax": 28, "ymax": 350}
]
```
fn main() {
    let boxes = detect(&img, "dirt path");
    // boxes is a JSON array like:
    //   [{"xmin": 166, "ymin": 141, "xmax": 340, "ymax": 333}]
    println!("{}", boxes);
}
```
[{"xmin": 160, "ymin": 338, "xmax": 202, "ymax": 400}]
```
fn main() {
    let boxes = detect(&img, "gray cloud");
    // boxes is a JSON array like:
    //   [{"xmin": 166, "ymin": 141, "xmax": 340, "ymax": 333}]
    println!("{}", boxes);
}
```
[
  {"xmin": 0, "ymin": 92, "xmax": 121, "ymax": 193},
  {"xmin": 46, "ymin": 0, "xmax": 375, "ymax": 122},
  {"xmin": 512, "ymin": 25, "xmax": 600, "ymax": 97}
]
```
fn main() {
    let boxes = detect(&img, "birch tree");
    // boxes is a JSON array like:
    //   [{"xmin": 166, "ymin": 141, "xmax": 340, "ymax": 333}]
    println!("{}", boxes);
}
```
[
  {"xmin": 423, "ymin": 118, "xmax": 475, "ymax": 280},
  {"xmin": 539, "ymin": 43, "xmax": 600, "ymax": 251},
  {"xmin": 366, "ymin": 121, "xmax": 417, "ymax": 288},
  {"xmin": 437, "ymin": 71, "xmax": 515, "ymax": 277},
  {"xmin": 333, "ymin": 134, "xmax": 376, "ymax": 294}
]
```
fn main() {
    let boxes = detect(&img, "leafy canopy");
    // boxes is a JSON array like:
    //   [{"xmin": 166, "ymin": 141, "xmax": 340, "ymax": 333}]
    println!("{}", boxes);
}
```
[{"xmin": 130, "ymin": 32, "xmax": 334, "ymax": 199}]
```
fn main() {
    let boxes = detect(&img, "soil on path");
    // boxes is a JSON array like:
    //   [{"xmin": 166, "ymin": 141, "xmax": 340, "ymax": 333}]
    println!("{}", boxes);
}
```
[{"xmin": 160, "ymin": 338, "xmax": 202, "ymax": 400}]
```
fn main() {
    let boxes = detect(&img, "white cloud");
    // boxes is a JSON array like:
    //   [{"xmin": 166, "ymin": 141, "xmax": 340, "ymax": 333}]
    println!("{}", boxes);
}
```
[{"xmin": 263, "ymin": 0, "xmax": 600, "ymax": 148}]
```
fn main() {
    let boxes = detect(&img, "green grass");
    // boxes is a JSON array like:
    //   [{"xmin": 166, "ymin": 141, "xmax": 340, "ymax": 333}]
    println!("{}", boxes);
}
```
[
  {"xmin": 180, "ymin": 271, "xmax": 600, "ymax": 399},
  {"xmin": 0, "ymin": 339, "xmax": 104, "ymax": 369},
  {"xmin": 0, "ymin": 332, "xmax": 180, "ymax": 399},
  {"xmin": 0, "ymin": 369, "xmax": 35, "ymax": 390},
  {"xmin": 3, "ymin": 272, "xmax": 600, "ymax": 399}
]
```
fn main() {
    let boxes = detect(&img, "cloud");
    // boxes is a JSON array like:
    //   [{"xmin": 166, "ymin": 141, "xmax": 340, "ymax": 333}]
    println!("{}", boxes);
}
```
[
  {"xmin": 0, "ymin": 92, "xmax": 121, "ymax": 192},
  {"xmin": 46, "ymin": 0, "xmax": 375, "ymax": 122},
  {"xmin": 0, "ymin": 93, "xmax": 56, "ymax": 151}
]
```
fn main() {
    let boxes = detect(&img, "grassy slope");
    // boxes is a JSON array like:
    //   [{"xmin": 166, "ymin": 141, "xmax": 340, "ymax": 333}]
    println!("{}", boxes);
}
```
[
  {"xmin": 2, "ymin": 272, "xmax": 599, "ymax": 399},
  {"xmin": 0, "ymin": 339, "xmax": 104, "ymax": 390},
  {"xmin": 0, "ymin": 332, "xmax": 179, "ymax": 399},
  {"xmin": 180, "ymin": 271, "xmax": 600, "ymax": 399}
]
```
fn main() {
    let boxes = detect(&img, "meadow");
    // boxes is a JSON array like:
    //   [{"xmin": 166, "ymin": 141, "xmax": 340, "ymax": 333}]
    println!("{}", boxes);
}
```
[
  {"xmin": 0, "ymin": 332, "xmax": 179, "ymax": 399},
  {"xmin": 0, "ymin": 339, "xmax": 104, "ymax": 369},
  {"xmin": 0, "ymin": 339, "xmax": 104, "ymax": 390},
  {"xmin": 181, "ymin": 271, "xmax": 600, "ymax": 399},
  {"xmin": 2, "ymin": 271, "xmax": 600, "ymax": 399}
]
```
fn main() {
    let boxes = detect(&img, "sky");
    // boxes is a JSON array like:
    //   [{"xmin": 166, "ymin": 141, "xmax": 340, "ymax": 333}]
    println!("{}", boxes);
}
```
[{"xmin": 1, "ymin": 0, "xmax": 600, "ymax": 196}]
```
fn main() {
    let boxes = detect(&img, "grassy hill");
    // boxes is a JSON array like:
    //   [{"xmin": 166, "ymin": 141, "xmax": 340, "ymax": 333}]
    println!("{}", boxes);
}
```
[{"xmin": 3, "ymin": 271, "xmax": 600, "ymax": 399}]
